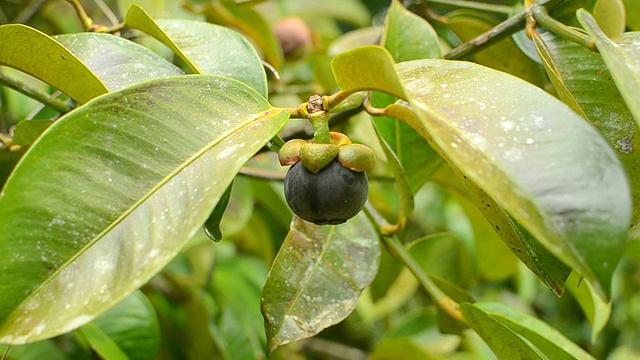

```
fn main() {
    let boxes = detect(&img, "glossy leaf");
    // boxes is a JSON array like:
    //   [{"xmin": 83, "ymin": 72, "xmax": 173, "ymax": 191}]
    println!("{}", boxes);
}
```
[
  {"xmin": 399, "ymin": 58, "xmax": 629, "ymax": 299},
  {"xmin": 476, "ymin": 302, "xmax": 596, "ymax": 360},
  {"xmin": 0, "ymin": 24, "xmax": 108, "ymax": 103},
  {"xmin": 125, "ymin": 5, "xmax": 268, "ymax": 97},
  {"xmin": 331, "ymin": 46, "xmax": 631, "ymax": 299},
  {"xmin": 537, "ymin": 31, "xmax": 640, "ymax": 225},
  {"xmin": 381, "ymin": 0, "xmax": 441, "ymax": 62},
  {"xmin": 0, "ymin": 75, "xmax": 288, "ymax": 344},
  {"xmin": 261, "ymin": 214, "xmax": 380, "ymax": 353},
  {"xmin": 54, "ymin": 33, "xmax": 184, "ymax": 91},
  {"xmin": 460, "ymin": 303, "xmax": 544, "ymax": 359},
  {"xmin": 196, "ymin": 0, "xmax": 284, "ymax": 71},
  {"xmin": 87, "ymin": 290, "xmax": 160, "ymax": 360},
  {"xmin": 578, "ymin": 10, "xmax": 640, "ymax": 126}
]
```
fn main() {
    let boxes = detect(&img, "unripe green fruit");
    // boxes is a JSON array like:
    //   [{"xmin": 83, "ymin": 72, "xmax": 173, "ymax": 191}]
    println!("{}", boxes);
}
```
[{"xmin": 284, "ymin": 160, "xmax": 368, "ymax": 225}]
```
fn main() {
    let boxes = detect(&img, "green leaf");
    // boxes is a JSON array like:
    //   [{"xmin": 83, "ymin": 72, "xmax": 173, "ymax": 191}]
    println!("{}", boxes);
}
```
[
  {"xmin": 407, "ymin": 233, "xmax": 472, "ymax": 287},
  {"xmin": 460, "ymin": 303, "xmax": 544, "ymax": 360},
  {"xmin": 54, "ymin": 33, "xmax": 184, "ymax": 91},
  {"xmin": 565, "ymin": 271, "xmax": 611, "ymax": 342},
  {"xmin": 593, "ymin": 0, "xmax": 626, "ymax": 37},
  {"xmin": 11, "ymin": 120, "xmax": 53, "ymax": 147},
  {"xmin": 88, "ymin": 291, "xmax": 160, "ymax": 360},
  {"xmin": 203, "ymin": 182, "xmax": 234, "ymax": 242},
  {"xmin": 381, "ymin": 0, "xmax": 441, "ymax": 62},
  {"xmin": 398, "ymin": 59, "xmax": 630, "ymax": 300},
  {"xmin": 623, "ymin": 0, "xmax": 640, "ymax": 30},
  {"xmin": 211, "ymin": 250, "xmax": 268, "ymax": 359},
  {"xmin": 475, "ymin": 302, "xmax": 596, "ymax": 360},
  {"xmin": 261, "ymin": 214, "xmax": 380, "ymax": 353},
  {"xmin": 372, "ymin": 121, "xmax": 414, "ymax": 232},
  {"xmin": 578, "ymin": 10, "xmax": 640, "ymax": 126},
  {"xmin": 332, "ymin": 46, "xmax": 631, "ymax": 300},
  {"xmin": 0, "ymin": 75, "xmax": 288, "ymax": 343},
  {"xmin": 77, "ymin": 323, "xmax": 129, "ymax": 360},
  {"xmin": 0, "ymin": 24, "xmax": 108, "ymax": 103},
  {"xmin": 537, "ymin": 31, "xmax": 640, "ymax": 227},
  {"xmin": 0, "ymin": 340, "xmax": 67, "ymax": 360},
  {"xmin": 125, "ymin": 5, "xmax": 268, "ymax": 97},
  {"xmin": 196, "ymin": 0, "xmax": 284, "ymax": 71}
]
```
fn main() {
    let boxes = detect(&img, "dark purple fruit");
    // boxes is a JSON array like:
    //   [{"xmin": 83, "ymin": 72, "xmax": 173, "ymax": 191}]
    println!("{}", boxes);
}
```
[{"xmin": 284, "ymin": 159, "xmax": 368, "ymax": 225}]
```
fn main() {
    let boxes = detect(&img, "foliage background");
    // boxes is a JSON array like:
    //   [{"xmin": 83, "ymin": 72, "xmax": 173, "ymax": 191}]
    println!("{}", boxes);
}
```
[{"xmin": 0, "ymin": 0, "xmax": 639, "ymax": 359}]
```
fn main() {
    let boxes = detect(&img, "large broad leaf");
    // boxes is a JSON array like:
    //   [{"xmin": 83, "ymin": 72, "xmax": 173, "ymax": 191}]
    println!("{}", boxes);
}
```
[
  {"xmin": 331, "ymin": 46, "xmax": 631, "ymax": 299},
  {"xmin": 460, "ymin": 303, "xmax": 544, "ymax": 359},
  {"xmin": 261, "ymin": 214, "xmax": 380, "ymax": 353},
  {"xmin": 82, "ymin": 290, "xmax": 160, "ymax": 360},
  {"xmin": 0, "ymin": 75, "xmax": 288, "ymax": 344},
  {"xmin": 381, "ymin": 0, "xmax": 441, "ymax": 62},
  {"xmin": 578, "ymin": 10, "xmax": 640, "ymax": 126},
  {"xmin": 474, "ymin": 302, "xmax": 595, "ymax": 360},
  {"xmin": 54, "ymin": 33, "xmax": 184, "ymax": 91},
  {"xmin": 125, "ymin": 5, "xmax": 268, "ymax": 97},
  {"xmin": 0, "ymin": 24, "xmax": 108, "ymax": 103},
  {"xmin": 536, "ymin": 31, "xmax": 640, "ymax": 227}
]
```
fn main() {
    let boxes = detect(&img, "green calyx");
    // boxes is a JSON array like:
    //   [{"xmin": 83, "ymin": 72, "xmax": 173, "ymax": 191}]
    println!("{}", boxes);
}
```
[{"xmin": 278, "ymin": 131, "xmax": 376, "ymax": 173}]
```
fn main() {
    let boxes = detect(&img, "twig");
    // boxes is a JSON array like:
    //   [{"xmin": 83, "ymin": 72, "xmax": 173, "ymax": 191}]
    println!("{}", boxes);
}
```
[
  {"xmin": 419, "ymin": 0, "xmax": 513, "ymax": 15},
  {"xmin": 0, "ymin": 73, "xmax": 71, "ymax": 114},
  {"xmin": 531, "ymin": 5, "xmax": 597, "ymax": 51}
]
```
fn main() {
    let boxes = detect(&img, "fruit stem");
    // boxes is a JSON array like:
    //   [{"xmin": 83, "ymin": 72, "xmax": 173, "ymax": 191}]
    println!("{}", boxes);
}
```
[
  {"xmin": 64, "ymin": 0, "xmax": 94, "ymax": 31},
  {"xmin": 309, "ymin": 112, "xmax": 332, "ymax": 144}
]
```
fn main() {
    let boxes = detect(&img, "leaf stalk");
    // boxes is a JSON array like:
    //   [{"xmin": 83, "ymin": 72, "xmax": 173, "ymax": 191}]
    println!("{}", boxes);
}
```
[{"xmin": 531, "ymin": 6, "xmax": 597, "ymax": 51}]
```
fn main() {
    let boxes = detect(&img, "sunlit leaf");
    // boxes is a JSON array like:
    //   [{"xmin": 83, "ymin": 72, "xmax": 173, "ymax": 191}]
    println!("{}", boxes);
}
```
[
  {"xmin": 55, "ymin": 33, "xmax": 184, "ymax": 91},
  {"xmin": 125, "ymin": 5, "xmax": 268, "ymax": 97},
  {"xmin": 331, "ymin": 46, "xmax": 631, "ymax": 299},
  {"xmin": 0, "ymin": 75, "xmax": 288, "ymax": 344},
  {"xmin": 475, "ymin": 302, "xmax": 596, "ymax": 360},
  {"xmin": 381, "ymin": 0, "xmax": 441, "ymax": 62},
  {"xmin": 537, "ymin": 31, "xmax": 640, "ymax": 226},
  {"xmin": 261, "ymin": 214, "xmax": 380, "ymax": 353},
  {"xmin": 0, "ymin": 24, "xmax": 108, "ymax": 103},
  {"xmin": 578, "ymin": 10, "xmax": 640, "ymax": 126},
  {"xmin": 460, "ymin": 303, "xmax": 544, "ymax": 359}
]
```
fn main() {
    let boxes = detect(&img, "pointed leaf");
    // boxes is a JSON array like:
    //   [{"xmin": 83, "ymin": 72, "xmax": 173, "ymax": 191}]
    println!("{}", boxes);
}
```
[
  {"xmin": 125, "ymin": 5, "xmax": 268, "ymax": 97},
  {"xmin": 0, "ymin": 24, "xmax": 108, "ymax": 103},
  {"xmin": 197, "ymin": 0, "xmax": 284, "ymax": 71},
  {"xmin": 87, "ymin": 290, "xmax": 160, "ymax": 360},
  {"xmin": 460, "ymin": 303, "xmax": 544, "ymax": 360},
  {"xmin": 261, "ymin": 214, "xmax": 380, "ymax": 353},
  {"xmin": 54, "ymin": 33, "xmax": 184, "ymax": 91},
  {"xmin": 0, "ymin": 75, "xmax": 288, "ymax": 344},
  {"xmin": 398, "ymin": 59, "xmax": 630, "ymax": 300},
  {"xmin": 475, "ymin": 302, "xmax": 596, "ymax": 360},
  {"xmin": 331, "ymin": 46, "xmax": 631, "ymax": 299},
  {"xmin": 578, "ymin": 10, "xmax": 640, "ymax": 126},
  {"xmin": 537, "ymin": 31, "xmax": 640, "ymax": 226},
  {"xmin": 381, "ymin": 0, "xmax": 441, "ymax": 62}
]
